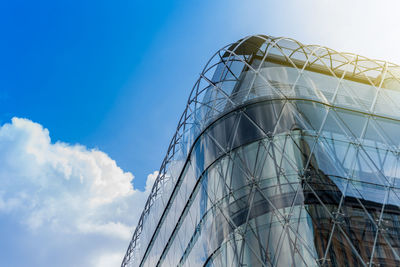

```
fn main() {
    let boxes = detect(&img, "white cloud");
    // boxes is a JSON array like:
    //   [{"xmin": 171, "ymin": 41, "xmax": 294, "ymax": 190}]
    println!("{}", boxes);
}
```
[
  {"xmin": 0, "ymin": 117, "xmax": 155, "ymax": 267},
  {"xmin": 92, "ymin": 252, "xmax": 126, "ymax": 267}
]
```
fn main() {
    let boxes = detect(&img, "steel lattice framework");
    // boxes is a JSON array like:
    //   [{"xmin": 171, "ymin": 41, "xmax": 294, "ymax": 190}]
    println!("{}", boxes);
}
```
[{"xmin": 122, "ymin": 35, "xmax": 400, "ymax": 267}]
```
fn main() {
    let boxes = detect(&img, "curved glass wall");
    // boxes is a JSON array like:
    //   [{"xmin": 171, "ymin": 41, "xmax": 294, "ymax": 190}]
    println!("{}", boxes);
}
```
[{"xmin": 122, "ymin": 35, "xmax": 400, "ymax": 267}]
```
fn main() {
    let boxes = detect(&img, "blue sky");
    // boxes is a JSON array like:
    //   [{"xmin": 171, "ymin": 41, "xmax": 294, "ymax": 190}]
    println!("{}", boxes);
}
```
[{"xmin": 2, "ymin": 0, "xmax": 400, "ymax": 266}]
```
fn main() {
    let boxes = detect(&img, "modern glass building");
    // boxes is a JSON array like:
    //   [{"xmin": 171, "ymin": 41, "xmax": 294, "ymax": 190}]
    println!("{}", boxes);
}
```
[{"xmin": 122, "ymin": 35, "xmax": 400, "ymax": 267}]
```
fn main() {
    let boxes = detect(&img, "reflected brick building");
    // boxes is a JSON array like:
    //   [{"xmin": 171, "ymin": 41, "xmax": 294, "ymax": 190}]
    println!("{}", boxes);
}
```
[{"xmin": 122, "ymin": 35, "xmax": 400, "ymax": 266}]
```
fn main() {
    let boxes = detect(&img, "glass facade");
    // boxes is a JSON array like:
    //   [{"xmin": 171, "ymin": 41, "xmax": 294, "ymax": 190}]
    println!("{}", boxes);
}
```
[{"xmin": 122, "ymin": 35, "xmax": 400, "ymax": 266}]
